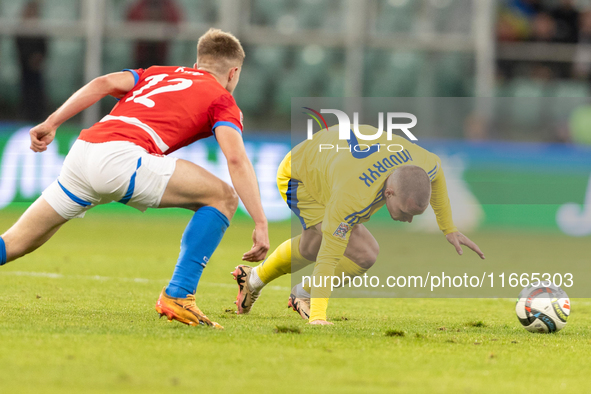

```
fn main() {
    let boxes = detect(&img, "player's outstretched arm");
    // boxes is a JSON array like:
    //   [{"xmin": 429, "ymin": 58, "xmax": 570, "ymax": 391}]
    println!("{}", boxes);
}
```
[
  {"xmin": 445, "ymin": 231, "xmax": 485, "ymax": 259},
  {"xmin": 216, "ymin": 126, "xmax": 270, "ymax": 262},
  {"xmin": 30, "ymin": 71, "xmax": 135, "ymax": 152},
  {"xmin": 426, "ymin": 155, "xmax": 484, "ymax": 260}
]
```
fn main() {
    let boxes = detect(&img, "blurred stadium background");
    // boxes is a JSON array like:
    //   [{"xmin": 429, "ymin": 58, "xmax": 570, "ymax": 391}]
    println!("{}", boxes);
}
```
[
  {"xmin": 0, "ymin": 0, "xmax": 591, "ymax": 236},
  {"xmin": 3, "ymin": 3, "xmax": 591, "ymax": 391},
  {"xmin": 1, "ymin": 0, "xmax": 591, "ymax": 137}
]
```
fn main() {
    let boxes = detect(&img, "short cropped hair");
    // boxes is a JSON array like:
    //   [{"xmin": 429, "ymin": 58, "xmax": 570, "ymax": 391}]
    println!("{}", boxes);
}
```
[
  {"xmin": 391, "ymin": 165, "xmax": 432, "ymax": 210},
  {"xmin": 197, "ymin": 28, "xmax": 245, "ymax": 71}
]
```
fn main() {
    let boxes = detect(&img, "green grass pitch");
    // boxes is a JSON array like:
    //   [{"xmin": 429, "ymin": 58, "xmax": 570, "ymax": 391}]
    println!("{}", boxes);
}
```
[{"xmin": 0, "ymin": 206, "xmax": 590, "ymax": 393}]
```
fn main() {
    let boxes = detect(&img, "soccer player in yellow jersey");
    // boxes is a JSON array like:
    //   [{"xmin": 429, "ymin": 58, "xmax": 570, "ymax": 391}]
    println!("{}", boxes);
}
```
[{"xmin": 232, "ymin": 124, "xmax": 485, "ymax": 325}]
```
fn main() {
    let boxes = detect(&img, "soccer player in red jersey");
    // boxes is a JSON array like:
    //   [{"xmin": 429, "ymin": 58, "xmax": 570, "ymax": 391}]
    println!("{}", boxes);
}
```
[{"xmin": 0, "ymin": 28, "xmax": 269, "ymax": 329}]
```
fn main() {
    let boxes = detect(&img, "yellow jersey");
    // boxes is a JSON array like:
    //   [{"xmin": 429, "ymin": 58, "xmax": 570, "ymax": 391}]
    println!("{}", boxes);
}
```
[{"xmin": 288, "ymin": 124, "xmax": 457, "ymax": 320}]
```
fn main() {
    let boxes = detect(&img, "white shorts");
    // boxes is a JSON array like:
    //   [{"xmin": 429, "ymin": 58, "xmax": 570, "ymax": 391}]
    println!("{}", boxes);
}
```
[{"xmin": 43, "ymin": 140, "xmax": 177, "ymax": 220}]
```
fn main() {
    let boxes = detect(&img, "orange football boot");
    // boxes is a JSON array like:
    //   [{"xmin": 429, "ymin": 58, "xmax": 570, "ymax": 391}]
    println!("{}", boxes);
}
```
[{"xmin": 155, "ymin": 287, "xmax": 223, "ymax": 329}]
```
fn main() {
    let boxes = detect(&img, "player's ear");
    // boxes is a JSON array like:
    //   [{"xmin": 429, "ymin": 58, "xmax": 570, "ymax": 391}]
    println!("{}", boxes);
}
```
[
  {"xmin": 228, "ymin": 67, "xmax": 238, "ymax": 82},
  {"xmin": 384, "ymin": 186, "xmax": 395, "ymax": 198},
  {"xmin": 193, "ymin": 62, "xmax": 198, "ymax": 69},
  {"xmin": 384, "ymin": 175, "xmax": 396, "ymax": 198}
]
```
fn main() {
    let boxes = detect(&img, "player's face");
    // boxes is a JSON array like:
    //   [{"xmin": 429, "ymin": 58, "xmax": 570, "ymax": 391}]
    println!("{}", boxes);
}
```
[{"xmin": 385, "ymin": 194, "xmax": 425, "ymax": 223}]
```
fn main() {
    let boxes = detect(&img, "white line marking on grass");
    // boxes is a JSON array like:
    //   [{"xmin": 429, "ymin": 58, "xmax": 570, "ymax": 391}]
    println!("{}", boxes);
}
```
[
  {"xmin": 0, "ymin": 271, "xmax": 290, "ymax": 291},
  {"xmin": 0, "ymin": 270, "xmax": 157, "ymax": 283}
]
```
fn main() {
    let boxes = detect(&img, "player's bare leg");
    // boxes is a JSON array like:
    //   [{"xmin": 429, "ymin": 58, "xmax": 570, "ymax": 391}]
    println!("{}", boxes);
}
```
[
  {"xmin": 0, "ymin": 197, "xmax": 68, "ymax": 265},
  {"xmin": 155, "ymin": 159, "xmax": 238, "ymax": 329},
  {"xmin": 159, "ymin": 159, "xmax": 238, "ymax": 219}
]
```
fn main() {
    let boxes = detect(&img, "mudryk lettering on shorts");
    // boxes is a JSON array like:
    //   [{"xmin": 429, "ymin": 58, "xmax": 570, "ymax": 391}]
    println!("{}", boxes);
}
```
[{"xmin": 358, "ymin": 150, "xmax": 413, "ymax": 187}]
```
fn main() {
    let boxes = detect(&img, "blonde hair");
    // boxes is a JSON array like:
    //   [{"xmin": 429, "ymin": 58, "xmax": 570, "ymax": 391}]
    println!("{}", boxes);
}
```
[
  {"xmin": 197, "ymin": 28, "xmax": 245, "ymax": 73},
  {"xmin": 389, "ymin": 165, "xmax": 432, "ymax": 210}
]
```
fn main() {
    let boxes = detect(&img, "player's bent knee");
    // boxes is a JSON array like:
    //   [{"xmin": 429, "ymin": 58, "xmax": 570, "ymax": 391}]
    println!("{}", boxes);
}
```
[
  {"xmin": 362, "ymin": 242, "xmax": 379, "ymax": 269},
  {"xmin": 300, "ymin": 244, "xmax": 318, "ymax": 261},
  {"xmin": 299, "ymin": 227, "xmax": 322, "ymax": 261},
  {"xmin": 355, "ymin": 254, "xmax": 377, "ymax": 269},
  {"xmin": 360, "ymin": 237, "xmax": 379, "ymax": 268},
  {"xmin": 220, "ymin": 183, "xmax": 238, "ymax": 219},
  {"xmin": 347, "ymin": 243, "xmax": 379, "ymax": 269},
  {"xmin": 208, "ymin": 182, "xmax": 238, "ymax": 220},
  {"xmin": 225, "ymin": 185, "xmax": 239, "ymax": 215},
  {"xmin": 372, "ymin": 242, "xmax": 379, "ymax": 261}
]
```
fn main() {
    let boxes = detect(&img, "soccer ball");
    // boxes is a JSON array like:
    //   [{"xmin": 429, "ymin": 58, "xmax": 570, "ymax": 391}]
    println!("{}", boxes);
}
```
[{"xmin": 515, "ymin": 284, "xmax": 570, "ymax": 333}]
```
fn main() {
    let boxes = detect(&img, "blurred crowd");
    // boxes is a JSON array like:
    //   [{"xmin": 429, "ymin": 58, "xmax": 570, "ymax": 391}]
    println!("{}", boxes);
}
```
[
  {"xmin": 498, "ymin": 0, "xmax": 581, "ymax": 43},
  {"xmin": 493, "ymin": 0, "xmax": 591, "ymax": 145},
  {"xmin": 9, "ymin": 0, "xmax": 181, "ymax": 122},
  {"xmin": 3, "ymin": 0, "xmax": 591, "ymax": 144},
  {"xmin": 497, "ymin": 0, "xmax": 591, "ymax": 80}
]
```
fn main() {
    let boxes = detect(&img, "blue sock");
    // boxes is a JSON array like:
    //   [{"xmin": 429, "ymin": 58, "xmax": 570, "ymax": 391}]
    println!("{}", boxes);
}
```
[
  {"xmin": 0, "ymin": 236, "xmax": 6, "ymax": 266},
  {"xmin": 166, "ymin": 207, "xmax": 230, "ymax": 298}
]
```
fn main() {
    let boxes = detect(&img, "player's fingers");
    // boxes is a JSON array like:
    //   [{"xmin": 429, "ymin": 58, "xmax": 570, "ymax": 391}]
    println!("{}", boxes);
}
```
[
  {"xmin": 29, "ymin": 132, "xmax": 46, "ymax": 150},
  {"xmin": 242, "ymin": 247, "xmax": 260, "ymax": 261},
  {"xmin": 30, "ymin": 142, "xmax": 46, "ymax": 152},
  {"xmin": 242, "ymin": 255, "xmax": 262, "ymax": 263},
  {"xmin": 469, "ymin": 245, "xmax": 485, "ymax": 259},
  {"xmin": 256, "ymin": 252, "xmax": 268, "ymax": 261},
  {"xmin": 243, "ymin": 245, "xmax": 267, "ymax": 262},
  {"xmin": 30, "ymin": 134, "xmax": 40, "ymax": 145},
  {"xmin": 254, "ymin": 248, "xmax": 268, "ymax": 261},
  {"xmin": 246, "ymin": 250, "xmax": 268, "ymax": 262},
  {"xmin": 40, "ymin": 136, "xmax": 53, "ymax": 145},
  {"xmin": 452, "ymin": 239, "xmax": 463, "ymax": 255},
  {"xmin": 462, "ymin": 238, "xmax": 485, "ymax": 259}
]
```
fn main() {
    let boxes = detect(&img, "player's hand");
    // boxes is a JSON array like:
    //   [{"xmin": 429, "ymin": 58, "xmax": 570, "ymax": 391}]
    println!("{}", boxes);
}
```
[
  {"xmin": 29, "ymin": 122, "xmax": 57, "ymax": 152},
  {"xmin": 242, "ymin": 223, "xmax": 270, "ymax": 262},
  {"xmin": 445, "ymin": 231, "xmax": 485, "ymax": 259},
  {"xmin": 308, "ymin": 320, "xmax": 333, "ymax": 325}
]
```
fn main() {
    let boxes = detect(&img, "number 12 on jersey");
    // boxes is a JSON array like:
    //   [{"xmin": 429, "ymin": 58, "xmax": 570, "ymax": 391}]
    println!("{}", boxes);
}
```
[{"xmin": 126, "ymin": 74, "xmax": 193, "ymax": 108}]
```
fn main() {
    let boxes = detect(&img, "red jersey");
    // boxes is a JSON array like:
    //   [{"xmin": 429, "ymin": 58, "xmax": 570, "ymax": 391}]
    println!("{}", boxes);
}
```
[{"xmin": 79, "ymin": 66, "xmax": 243, "ymax": 155}]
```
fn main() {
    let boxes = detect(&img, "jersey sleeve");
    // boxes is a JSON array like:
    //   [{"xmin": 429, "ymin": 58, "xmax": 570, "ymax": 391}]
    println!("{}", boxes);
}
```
[
  {"xmin": 209, "ymin": 94, "xmax": 244, "ymax": 136},
  {"xmin": 429, "ymin": 153, "xmax": 458, "ymax": 235},
  {"xmin": 122, "ymin": 68, "xmax": 145, "ymax": 87},
  {"xmin": 309, "ymin": 198, "xmax": 355, "ymax": 322}
]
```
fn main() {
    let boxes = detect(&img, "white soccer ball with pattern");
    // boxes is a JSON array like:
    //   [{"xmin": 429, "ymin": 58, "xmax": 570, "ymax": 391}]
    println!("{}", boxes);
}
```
[{"xmin": 515, "ymin": 284, "xmax": 570, "ymax": 333}]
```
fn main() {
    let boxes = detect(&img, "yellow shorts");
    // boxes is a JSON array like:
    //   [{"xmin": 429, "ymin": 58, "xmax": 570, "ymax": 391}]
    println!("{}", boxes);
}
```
[{"xmin": 277, "ymin": 152, "xmax": 325, "ymax": 230}]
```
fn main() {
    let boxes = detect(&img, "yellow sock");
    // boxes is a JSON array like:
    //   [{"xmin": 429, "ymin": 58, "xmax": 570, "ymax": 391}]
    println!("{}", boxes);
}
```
[
  {"xmin": 255, "ymin": 235, "xmax": 314, "ymax": 284},
  {"xmin": 303, "ymin": 256, "xmax": 367, "ymax": 293},
  {"xmin": 310, "ymin": 297, "xmax": 330, "ymax": 322},
  {"xmin": 307, "ymin": 257, "xmax": 368, "ymax": 321}
]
